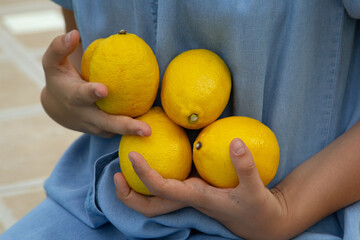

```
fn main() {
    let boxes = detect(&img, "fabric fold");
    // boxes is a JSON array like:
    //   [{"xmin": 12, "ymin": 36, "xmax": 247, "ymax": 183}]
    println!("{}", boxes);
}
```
[
  {"xmin": 95, "ymin": 158, "xmax": 239, "ymax": 239},
  {"xmin": 44, "ymin": 134, "xmax": 121, "ymax": 228}
]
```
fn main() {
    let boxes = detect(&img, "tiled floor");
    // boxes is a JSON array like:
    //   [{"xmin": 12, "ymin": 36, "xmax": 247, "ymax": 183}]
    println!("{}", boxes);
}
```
[{"xmin": 0, "ymin": 0, "xmax": 81, "ymax": 233}]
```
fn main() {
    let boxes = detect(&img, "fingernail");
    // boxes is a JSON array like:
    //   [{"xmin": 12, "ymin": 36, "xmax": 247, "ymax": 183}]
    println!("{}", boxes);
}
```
[
  {"xmin": 233, "ymin": 139, "xmax": 246, "ymax": 155},
  {"xmin": 65, "ymin": 31, "xmax": 72, "ymax": 47},
  {"xmin": 94, "ymin": 89, "xmax": 103, "ymax": 98},
  {"xmin": 137, "ymin": 130, "xmax": 144, "ymax": 137}
]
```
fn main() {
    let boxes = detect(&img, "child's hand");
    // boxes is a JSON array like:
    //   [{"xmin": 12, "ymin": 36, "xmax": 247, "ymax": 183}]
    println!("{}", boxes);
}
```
[
  {"xmin": 114, "ymin": 138, "xmax": 289, "ymax": 240},
  {"xmin": 41, "ymin": 30, "xmax": 151, "ymax": 138}
]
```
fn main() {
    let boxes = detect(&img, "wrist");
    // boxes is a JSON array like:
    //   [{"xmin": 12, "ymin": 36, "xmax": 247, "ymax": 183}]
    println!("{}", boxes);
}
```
[
  {"xmin": 230, "ymin": 187, "xmax": 293, "ymax": 240},
  {"xmin": 264, "ymin": 187, "xmax": 292, "ymax": 240}
]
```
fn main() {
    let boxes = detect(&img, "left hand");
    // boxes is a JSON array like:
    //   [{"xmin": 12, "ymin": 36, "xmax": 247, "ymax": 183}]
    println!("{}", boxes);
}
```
[{"xmin": 114, "ymin": 138, "xmax": 290, "ymax": 240}]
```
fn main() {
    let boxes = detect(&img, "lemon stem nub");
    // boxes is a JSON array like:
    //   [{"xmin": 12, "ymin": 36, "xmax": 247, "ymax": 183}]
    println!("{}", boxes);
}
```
[
  {"xmin": 188, "ymin": 114, "xmax": 198, "ymax": 123},
  {"xmin": 119, "ymin": 30, "xmax": 127, "ymax": 35},
  {"xmin": 195, "ymin": 142, "xmax": 202, "ymax": 150}
]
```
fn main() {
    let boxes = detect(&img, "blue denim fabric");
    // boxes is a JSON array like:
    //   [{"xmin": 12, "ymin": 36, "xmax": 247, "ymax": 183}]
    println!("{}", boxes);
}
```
[{"xmin": 2, "ymin": 1, "xmax": 360, "ymax": 239}]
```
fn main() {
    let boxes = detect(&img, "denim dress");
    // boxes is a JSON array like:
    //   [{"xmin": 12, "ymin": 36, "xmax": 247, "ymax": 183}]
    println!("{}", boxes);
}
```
[{"xmin": 2, "ymin": 1, "xmax": 360, "ymax": 239}]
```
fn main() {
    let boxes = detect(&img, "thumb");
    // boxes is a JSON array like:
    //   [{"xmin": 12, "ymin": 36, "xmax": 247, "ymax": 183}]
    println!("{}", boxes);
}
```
[
  {"xmin": 229, "ymin": 138, "xmax": 263, "ymax": 192},
  {"xmin": 42, "ymin": 29, "xmax": 80, "ymax": 69}
]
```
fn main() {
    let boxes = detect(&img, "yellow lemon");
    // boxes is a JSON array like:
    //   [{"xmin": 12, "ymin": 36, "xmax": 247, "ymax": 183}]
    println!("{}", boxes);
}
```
[
  {"xmin": 89, "ymin": 30, "xmax": 159, "ymax": 117},
  {"xmin": 81, "ymin": 38, "xmax": 104, "ymax": 81},
  {"xmin": 119, "ymin": 107, "xmax": 192, "ymax": 195},
  {"xmin": 193, "ymin": 116, "xmax": 280, "ymax": 188},
  {"xmin": 161, "ymin": 49, "xmax": 231, "ymax": 129}
]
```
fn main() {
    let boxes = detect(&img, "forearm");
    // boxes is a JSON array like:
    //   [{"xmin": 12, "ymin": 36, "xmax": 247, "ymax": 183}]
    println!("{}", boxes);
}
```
[{"xmin": 276, "ymin": 120, "xmax": 360, "ymax": 238}]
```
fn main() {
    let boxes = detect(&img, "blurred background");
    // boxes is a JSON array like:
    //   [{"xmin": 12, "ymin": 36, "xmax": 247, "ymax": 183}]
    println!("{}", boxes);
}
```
[{"xmin": 0, "ymin": 0, "xmax": 81, "ymax": 233}]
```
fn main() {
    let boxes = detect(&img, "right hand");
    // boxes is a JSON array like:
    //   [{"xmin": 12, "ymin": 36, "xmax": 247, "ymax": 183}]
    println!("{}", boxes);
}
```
[{"xmin": 41, "ymin": 30, "xmax": 151, "ymax": 138}]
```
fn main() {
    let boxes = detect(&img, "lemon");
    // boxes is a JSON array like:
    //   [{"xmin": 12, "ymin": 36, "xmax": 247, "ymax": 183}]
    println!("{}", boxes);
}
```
[
  {"xmin": 161, "ymin": 49, "xmax": 231, "ymax": 129},
  {"xmin": 119, "ymin": 107, "xmax": 192, "ymax": 195},
  {"xmin": 81, "ymin": 38, "xmax": 104, "ymax": 81},
  {"xmin": 88, "ymin": 30, "xmax": 159, "ymax": 117},
  {"xmin": 193, "ymin": 116, "xmax": 280, "ymax": 188}
]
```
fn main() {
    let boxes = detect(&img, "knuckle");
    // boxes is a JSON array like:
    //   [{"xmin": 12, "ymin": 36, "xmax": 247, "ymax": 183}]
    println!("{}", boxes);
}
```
[
  {"xmin": 237, "ymin": 161, "xmax": 257, "ymax": 177},
  {"xmin": 71, "ymin": 89, "xmax": 83, "ymax": 105},
  {"xmin": 121, "ymin": 118, "xmax": 136, "ymax": 134},
  {"xmin": 88, "ymin": 125, "xmax": 106, "ymax": 136},
  {"xmin": 42, "ymin": 34, "xmax": 65, "ymax": 69},
  {"xmin": 112, "ymin": 117, "xmax": 136, "ymax": 135},
  {"xmin": 48, "ymin": 35, "xmax": 63, "ymax": 54},
  {"xmin": 96, "ymin": 115, "xmax": 139, "ymax": 136},
  {"xmin": 64, "ymin": 99, "xmax": 77, "ymax": 114},
  {"xmin": 149, "ymin": 178, "xmax": 168, "ymax": 197},
  {"xmin": 71, "ymin": 84, "xmax": 90, "ymax": 106},
  {"xmin": 94, "ymin": 115, "xmax": 114, "ymax": 134},
  {"xmin": 142, "ymin": 210, "xmax": 156, "ymax": 218}
]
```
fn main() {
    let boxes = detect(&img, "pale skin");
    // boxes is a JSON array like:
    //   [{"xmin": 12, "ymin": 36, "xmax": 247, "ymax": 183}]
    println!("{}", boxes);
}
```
[{"xmin": 41, "ymin": 8, "xmax": 360, "ymax": 240}]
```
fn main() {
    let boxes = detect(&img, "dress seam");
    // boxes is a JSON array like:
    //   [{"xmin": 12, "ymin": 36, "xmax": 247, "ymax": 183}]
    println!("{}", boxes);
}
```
[
  {"xmin": 324, "ymin": 7, "xmax": 344, "ymax": 146},
  {"xmin": 151, "ymin": 0, "xmax": 158, "ymax": 53}
]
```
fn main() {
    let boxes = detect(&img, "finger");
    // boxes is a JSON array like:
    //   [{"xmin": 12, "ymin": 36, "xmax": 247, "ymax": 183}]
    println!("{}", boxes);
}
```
[
  {"xmin": 42, "ymin": 29, "xmax": 80, "ymax": 69},
  {"xmin": 94, "ymin": 114, "xmax": 152, "ymax": 136},
  {"xmin": 114, "ymin": 173, "xmax": 185, "ymax": 217},
  {"xmin": 71, "ymin": 81, "xmax": 108, "ymax": 105},
  {"xmin": 229, "ymin": 138, "xmax": 264, "ymax": 193},
  {"xmin": 128, "ymin": 151, "xmax": 220, "ymax": 208}
]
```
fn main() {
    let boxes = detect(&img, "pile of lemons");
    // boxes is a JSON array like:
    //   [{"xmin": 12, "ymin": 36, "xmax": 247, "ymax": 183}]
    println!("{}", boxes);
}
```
[{"xmin": 81, "ymin": 30, "xmax": 280, "ymax": 195}]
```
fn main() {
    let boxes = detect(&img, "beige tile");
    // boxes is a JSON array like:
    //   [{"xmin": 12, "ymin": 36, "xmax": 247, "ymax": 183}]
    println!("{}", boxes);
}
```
[
  {"xmin": 0, "ymin": 221, "xmax": 5, "ymax": 234},
  {"xmin": 16, "ymin": 30, "xmax": 64, "ymax": 50},
  {"xmin": 2, "ymin": 8, "xmax": 64, "ymax": 34},
  {"xmin": 2, "ymin": 189, "xmax": 46, "ymax": 221},
  {"xmin": 0, "ymin": 0, "xmax": 48, "ymax": 6},
  {"xmin": 0, "ymin": 61, "xmax": 41, "ymax": 110},
  {"xmin": 36, "ymin": 54, "xmax": 44, "ymax": 68},
  {"xmin": 0, "ymin": 114, "xmax": 81, "ymax": 185},
  {"xmin": 0, "ymin": 7, "xmax": 64, "ymax": 49}
]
